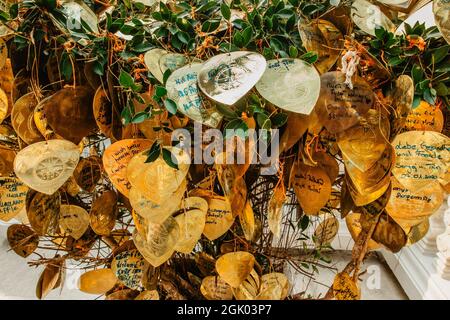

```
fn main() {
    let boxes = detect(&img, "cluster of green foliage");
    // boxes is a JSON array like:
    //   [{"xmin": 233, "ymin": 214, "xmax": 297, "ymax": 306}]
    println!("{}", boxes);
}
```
[{"xmin": 369, "ymin": 24, "xmax": 450, "ymax": 108}]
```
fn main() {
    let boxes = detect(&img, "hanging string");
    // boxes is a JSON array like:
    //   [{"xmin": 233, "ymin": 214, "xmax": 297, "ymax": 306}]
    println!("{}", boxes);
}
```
[{"xmin": 340, "ymin": 50, "xmax": 360, "ymax": 89}]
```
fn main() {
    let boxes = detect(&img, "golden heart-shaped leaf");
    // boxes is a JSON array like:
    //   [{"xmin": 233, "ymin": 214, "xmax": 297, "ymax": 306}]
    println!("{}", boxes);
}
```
[
  {"xmin": 332, "ymin": 272, "xmax": 360, "ymax": 300},
  {"xmin": 198, "ymin": 51, "xmax": 266, "ymax": 106},
  {"xmin": 404, "ymin": 100, "xmax": 444, "ymax": 132},
  {"xmin": 200, "ymin": 276, "xmax": 234, "ymax": 300},
  {"xmin": 36, "ymin": 260, "xmax": 63, "ymax": 299},
  {"xmin": 133, "ymin": 216, "xmax": 179, "ymax": 267},
  {"xmin": 78, "ymin": 268, "xmax": 117, "ymax": 295},
  {"xmin": 359, "ymin": 182, "xmax": 392, "ymax": 216},
  {"xmin": 392, "ymin": 131, "xmax": 449, "ymax": 192},
  {"xmin": 144, "ymin": 48, "xmax": 167, "ymax": 83},
  {"xmin": 135, "ymin": 290, "xmax": 160, "ymax": 300},
  {"xmin": 129, "ymin": 179, "xmax": 186, "ymax": 224},
  {"xmin": 345, "ymin": 212, "xmax": 380, "ymax": 251},
  {"xmin": 11, "ymin": 92, "xmax": 43, "ymax": 145},
  {"xmin": 313, "ymin": 151, "xmax": 340, "ymax": 183},
  {"xmin": 240, "ymin": 201, "xmax": 256, "ymax": 242},
  {"xmin": 386, "ymin": 177, "xmax": 444, "ymax": 230},
  {"xmin": 256, "ymin": 58, "xmax": 320, "ymax": 115},
  {"xmin": 0, "ymin": 176, "xmax": 28, "ymax": 222},
  {"xmin": 42, "ymin": 86, "xmax": 96, "ymax": 144},
  {"xmin": 407, "ymin": 218, "xmax": 430, "ymax": 245},
  {"xmin": 337, "ymin": 110, "xmax": 389, "ymax": 172},
  {"xmin": 166, "ymin": 63, "xmax": 223, "ymax": 128},
  {"xmin": 92, "ymin": 87, "xmax": 112, "ymax": 137},
  {"xmin": 26, "ymin": 189, "xmax": 60, "ymax": 235},
  {"xmin": 102, "ymin": 139, "xmax": 153, "ymax": 197},
  {"xmin": 389, "ymin": 75, "xmax": 414, "ymax": 138},
  {"xmin": 203, "ymin": 196, "xmax": 235, "ymax": 241},
  {"xmin": 315, "ymin": 71, "xmax": 374, "ymax": 133},
  {"xmin": 434, "ymin": 0, "xmax": 450, "ymax": 44},
  {"xmin": 279, "ymin": 112, "xmax": 310, "ymax": 153},
  {"xmin": 7, "ymin": 224, "xmax": 39, "ymax": 258},
  {"xmin": 350, "ymin": 0, "xmax": 395, "ymax": 36},
  {"xmin": 298, "ymin": 19, "xmax": 344, "ymax": 74},
  {"xmin": 73, "ymin": 156, "xmax": 102, "ymax": 192},
  {"xmin": 268, "ymin": 182, "xmax": 286, "ymax": 237},
  {"xmin": 257, "ymin": 273, "xmax": 290, "ymax": 300},
  {"xmin": 0, "ymin": 147, "xmax": 15, "ymax": 176},
  {"xmin": 59, "ymin": 205, "xmax": 90, "ymax": 240},
  {"xmin": 314, "ymin": 217, "xmax": 339, "ymax": 247},
  {"xmin": 0, "ymin": 38, "xmax": 7, "ymax": 72},
  {"xmin": 293, "ymin": 163, "xmax": 332, "ymax": 215},
  {"xmin": 127, "ymin": 147, "xmax": 190, "ymax": 205},
  {"xmin": 90, "ymin": 190, "xmax": 118, "ymax": 236},
  {"xmin": 175, "ymin": 209, "xmax": 206, "ymax": 253},
  {"xmin": 371, "ymin": 212, "xmax": 407, "ymax": 253},
  {"xmin": 232, "ymin": 269, "xmax": 261, "ymax": 300},
  {"xmin": 14, "ymin": 139, "xmax": 80, "ymax": 195},
  {"xmin": 112, "ymin": 249, "xmax": 147, "ymax": 290},
  {"xmin": 216, "ymin": 251, "xmax": 255, "ymax": 288}
]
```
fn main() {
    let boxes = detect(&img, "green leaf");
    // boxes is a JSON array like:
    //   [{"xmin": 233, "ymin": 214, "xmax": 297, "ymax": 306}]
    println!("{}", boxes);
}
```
[
  {"xmin": 242, "ymin": 26, "xmax": 253, "ymax": 47},
  {"xmin": 224, "ymin": 119, "xmax": 248, "ymax": 139},
  {"xmin": 375, "ymin": 26, "xmax": 385, "ymax": 40},
  {"xmin": 60, "ymin": 53, "xmax": 73, "ymax": 81},
  {"xmin": 145, "ymin": 141, "xmax": 161, "ymax": 163},
  {"xmin": 163, "ymin": 69, "xmax": 172, "ymax": 86},
  {"xmin": 202, "ymin": 19, "xmax": 221, "ymax": 33},
  {"xmin": 177, "ymin": 31, "xmax": 191, "ymax": 45},
  {"xmin": 412, "ymin": 95, "xmax": 421, "ymax": 109},
  {"xmin": 432, "ymin": 45, "xmax": 449, "ymax": 65},
  {"xmin": 423, "ymin": 88, "xmax": 437, "ymax": 105},
  {"xmin": 9, "ymin": 3, "xmax": 18, "ymax": 19},
  {"xmin": 411, "ymin": 64, "xmax": 424, "ymax": 84},
  {"xmin": 256, "ymin": 113, "xmax": 271, "ymax": 130},
  {"xmin": 233, "ymin": 31, "xmax": 244, "ymax": 47},
  {"xmin": 388, "ymin": 56, "xmax": 404, "ymax": 66},
  {"xmin": 434, "ymin": 82, "xmax": 448, "ymax": 96},
  {"xmin": 164, "ymin": 98, "xmax": 178, "ymax": 114},
  {"xmin": 220, "ymin": 3, "xmax": 231, "ymax": 20},
  {"xmin": 300, "ymin": 215, "xmax": 309, "ymax": 231},
  {"xmin": 119, "ymin": 70, "xmax": 135, "ymax": 88},
  {"xmin": 289, "ymin": 45, "xmax": 298, "ymax": 58},
  {"xmin": 216, "ymin": 104, "xmax": 238, "ymax": 119},
  {"xmin": 269, "ymin": 37, "xmax": 284, "ymax": 52},
  {"xmin": 271, "ymin": 113, "xmax": 288, "ymax": 127},
  {"xmin": 162, "ymin": 148, "xmax": 179, "ymax": 169},
  {"xmin": 155, "ymin": 85, "xmax": 167, "ymax": 98},
  {"xmin": 131, "ymin": 111, "xmax": 149, "ymax": 124},
  {"xmin": 121, "ymin": 105, "xmax": 132, "ymax": 125},
  {"xmin": 300, "ymin": 51, "xmax": 318, "ymax": 64}
]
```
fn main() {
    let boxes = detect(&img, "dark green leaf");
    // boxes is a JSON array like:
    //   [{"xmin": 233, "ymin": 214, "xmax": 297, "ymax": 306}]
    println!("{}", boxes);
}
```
[
  {"xmin": 221, "ymin": 3, "xmax": 231, "ymax": 20},
  {"xmin": 162, "ymin": 148, "xmax": 179, "ymax": 169},
  {"xmin": 145, "ymin": 141, "xmax": 161, "ymax": 163},
  {"xmin": 256, "ymin": 112, "xmax": 271, "ymax": 130},
  {"xmin": 271, "ymin": 113, "xmax": 288, "ymax": 127},
  {"xmin": 289, "ymin": 45, "xmax": 298, "ymax": 58},
  {"xmin": 131, "ymin": 111, "xmax": 149, "ymax": 124},
  {"xmin": 155, "ymin": 85, "xmax": 168, "ymax": 98},
  {"xmin": 300, "ymin": 215, "xmax": 309, "ymax": 231},
  {"xmin": 121, "ymin": 105, "xmax": 132, "ymax": 125},
  {"xmin": 119, "ymin": 70, "xmax": 135, "ymax": 88},
  {"xmin": 411, "ymin": 64, "xmax": 424, "ymax": 84},
  {"xmin": 164, "ymin": 98, "xmax": 178, "ymax": 114}
]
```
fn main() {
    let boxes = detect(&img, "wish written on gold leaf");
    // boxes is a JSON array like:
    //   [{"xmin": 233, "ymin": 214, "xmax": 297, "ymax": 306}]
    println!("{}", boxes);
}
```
[{"xmin": 1, "ymin": 0, "xmax": 449, "ymax": 302}]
